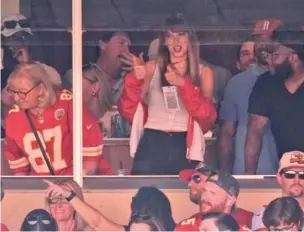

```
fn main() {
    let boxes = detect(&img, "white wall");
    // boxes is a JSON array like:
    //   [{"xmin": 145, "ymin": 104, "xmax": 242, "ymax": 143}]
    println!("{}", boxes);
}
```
[{"xmin": 1, "ymin": 0, "xmax": 19, "ymax": 18}]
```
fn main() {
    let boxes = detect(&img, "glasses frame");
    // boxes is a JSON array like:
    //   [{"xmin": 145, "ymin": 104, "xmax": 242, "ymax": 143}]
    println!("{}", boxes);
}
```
[
  {"xmin": 280, "ymin": 170, "xmax": 304, "ymax": 180},
  {"xmin": 7, "ymin": 83, "xmax": 40, "ymax": 100}
]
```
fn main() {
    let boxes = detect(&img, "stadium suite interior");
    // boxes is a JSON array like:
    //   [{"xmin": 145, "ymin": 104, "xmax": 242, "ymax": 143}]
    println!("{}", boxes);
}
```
[{"xmin": 1, "ymin": 0, "xmax": 303, "ymax": 230}]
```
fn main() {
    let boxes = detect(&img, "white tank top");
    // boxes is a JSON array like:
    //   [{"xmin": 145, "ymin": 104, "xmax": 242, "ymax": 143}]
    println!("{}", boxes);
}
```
[{"xmin": 144, "ymin": 64, "xmax": 189, "ymax": 131}]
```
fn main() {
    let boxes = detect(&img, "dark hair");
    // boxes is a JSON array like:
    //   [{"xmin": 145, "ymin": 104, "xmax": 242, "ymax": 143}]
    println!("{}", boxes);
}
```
[
  {"xmin": 273, "ymin": 24, "xmax": 304, "ymax": 62},
  {"xmin": 263, "ymin": 196, "xmax": 303, "ymax": 230},
  {"xmin": 130, "ymin": 186, "xmax": 175, "ymax": 231},
  {"xmin": 236, "ymin": 35, "xmax": 256, "ymax": 61},
  {"xmin": 201, "ymin": 212, "xmax": 239, "ymax": 231},
  {"xmin": 94, "ymin": 31, "xmax": 132, "ymax": 60},
  {"xmin": 100, "ymin": 31, "xmax": 132, "ymax": 43},
  {"xmin": 129, "ymin": 214, "xmax": 165, "ymax": 231},
  {"xmin": 20, "ymin": 209, "xmax": 58, "ymax": 231}
]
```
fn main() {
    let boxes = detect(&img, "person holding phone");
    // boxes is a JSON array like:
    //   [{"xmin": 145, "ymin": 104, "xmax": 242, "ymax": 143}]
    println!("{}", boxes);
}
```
[{"xmin": 118, "ymin": 13, "xmax": 216, "ymax": 175}]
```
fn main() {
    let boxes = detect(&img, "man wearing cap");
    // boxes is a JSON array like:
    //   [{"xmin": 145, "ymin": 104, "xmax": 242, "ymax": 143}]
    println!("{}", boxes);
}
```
[
  {"xmin": 252, "ymin": 151, "xmax": 304, "ymax": 231},
  {"xmin": 245, "ymin": 25, "xmax": 304, "ymax": 174},
  {"xmin": 175, "ymin": 166, "xmax": 253, "ymax": 231}
]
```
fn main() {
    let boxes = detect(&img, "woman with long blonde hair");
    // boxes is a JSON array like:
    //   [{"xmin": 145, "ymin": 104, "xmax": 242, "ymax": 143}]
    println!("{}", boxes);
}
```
[
  {"xmin": 45, "ymin": 179, "xmax": 90, "ymax": 231},
  {"xmin": 119, "ymin": 13, "xmax": 216, "ymax": 175}
]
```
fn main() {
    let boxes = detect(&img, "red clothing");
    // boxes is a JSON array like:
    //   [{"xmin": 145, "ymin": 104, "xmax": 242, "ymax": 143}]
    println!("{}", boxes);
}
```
[
  {"xmin": 4, "ymin": 90, "xmax": 107, "ymax": 175},
  {"xmin": 118, "ymin": 72, "xmax": 216, "ymax": 161},
  {"xmin": 175, "ymin": 208, "xmax": 253, "ymax": 231},
  {"xmin": 118, "ymin": 72, "xmax": 216, "ymax": 133},
  {"xmin": 1, "ymin": 223, "xmax": 9, "ymax": 231}
]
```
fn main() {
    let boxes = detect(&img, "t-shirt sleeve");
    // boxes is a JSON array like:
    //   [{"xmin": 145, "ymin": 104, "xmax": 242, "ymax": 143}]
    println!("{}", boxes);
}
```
[
  {"xmin": 4, "ymin": 116, "xmax": 30, "ymax": 174},
  {"xmin": 219, "ymin": 78, "xmax": 237, "ymax": 121},
  {"xmin": 251, "ymin": 207, "xmax": 267, "ymax": 231},
  {"xmin": 248, "ymin": 75, "xmax": 271, "ymax": 117}
]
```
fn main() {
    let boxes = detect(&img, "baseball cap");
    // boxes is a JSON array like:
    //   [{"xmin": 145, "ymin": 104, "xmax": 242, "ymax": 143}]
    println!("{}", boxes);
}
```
[
  {"xmin": 1, "ymin": 14, "xmax": 32, "ymax": 38},
  {"xmin": 272, "ymin": 24, "xmax": 304, "ymax": 55},
  {"xmin": 179, "ymin": 162, "xmax": 217, "ymax": 182},
  {"xmin": 278, "ymin": 151, "xmax": 304, "ymax": 173},
  {"xmin": 252, "ymin": 18, "xmax": 282, "ymax": 36},
  {"xmin": 207, "ymin": 172, "xmax": 240, "ymax": 197}
]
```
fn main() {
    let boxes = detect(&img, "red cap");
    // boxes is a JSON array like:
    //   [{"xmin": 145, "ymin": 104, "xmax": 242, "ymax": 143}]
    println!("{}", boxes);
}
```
[
  {"xmin": 252, "ymin": 18, "xmax": 282, "ymax": 36},
  {"xmin": 178, "ymin": 162, "xmax": 217, "ymax": 182}
]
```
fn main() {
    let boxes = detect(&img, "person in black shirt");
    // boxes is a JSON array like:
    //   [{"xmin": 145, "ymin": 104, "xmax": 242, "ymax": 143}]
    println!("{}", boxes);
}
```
[{"xmin": 245, "ymin": 25, "xmax": 304, "ymax": 174}]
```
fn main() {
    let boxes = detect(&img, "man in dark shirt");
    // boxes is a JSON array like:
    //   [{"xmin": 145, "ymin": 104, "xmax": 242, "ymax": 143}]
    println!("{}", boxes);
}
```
[{"xmin": 245, "ymin": 26, "xmax": 304, "ymax": 174}]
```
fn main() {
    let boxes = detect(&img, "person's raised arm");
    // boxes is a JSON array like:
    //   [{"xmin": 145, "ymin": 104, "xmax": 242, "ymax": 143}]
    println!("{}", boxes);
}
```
[{"xmin": 44, "ymin": 179, "xmax": 124, "ymax": 231}]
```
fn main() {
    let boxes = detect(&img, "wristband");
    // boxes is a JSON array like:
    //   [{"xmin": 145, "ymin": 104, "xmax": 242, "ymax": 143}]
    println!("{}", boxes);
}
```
[{"xmin": 66, "ymin": 191, "xmax": 76, "ymax": 202}]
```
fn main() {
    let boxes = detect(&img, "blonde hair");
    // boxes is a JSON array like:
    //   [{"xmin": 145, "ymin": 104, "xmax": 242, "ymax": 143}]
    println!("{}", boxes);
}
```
[
  {"xmin": 7, "ymin": 63, "xmax": 57, "ymax": 108},
  {"xmin": 45, "ymin": 179, "xmax": 90, "ymax": 231},
  {"xmin": 83, "ymin": 64, "xmax": 113, "ymax": 118}
]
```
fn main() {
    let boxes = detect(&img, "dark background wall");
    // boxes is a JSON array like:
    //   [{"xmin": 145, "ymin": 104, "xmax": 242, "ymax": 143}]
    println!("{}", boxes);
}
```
[{"xmin": 17, "ymin": 0, "xmax": 304, "ymax": 74}]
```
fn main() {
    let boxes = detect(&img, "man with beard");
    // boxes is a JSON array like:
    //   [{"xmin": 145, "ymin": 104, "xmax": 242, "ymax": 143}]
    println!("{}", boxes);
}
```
[
  {"xmin": 175, "ymin": 166, "xmax": 253, "ymax": 231},
  {"xmin": 252, "ymin": 151, "xmax": 304, "ymax": 231},
  {"xmin": 245, "ymin": 25, "xmax": 304, "ymax": 174}
]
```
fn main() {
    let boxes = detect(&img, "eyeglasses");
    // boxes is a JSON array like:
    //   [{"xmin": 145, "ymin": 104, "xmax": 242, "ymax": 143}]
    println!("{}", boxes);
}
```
[
  {"xmin": 82, "ymin": 63, "xmax": 99, "ymax": 83},
  {"xmin": 1, "ymin": 19, "xmax": 30, "ymax": 30},
  {"xmin": 281, "ymin": 170, "xmax": 304, "ymax": 180},
  {"xmin": 47, "ymin": 197, "xmax": 69, "ymax": 205},
  {"xmin": 7, "ymin": 83, "xmax": 39, "ymax": 99}
]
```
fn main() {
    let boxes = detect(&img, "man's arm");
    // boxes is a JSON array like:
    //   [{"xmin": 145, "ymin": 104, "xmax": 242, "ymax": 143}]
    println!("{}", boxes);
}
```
[
  {"xmin": 217, "ymin": 120, "xmax": 236, "ymax": 173},
  {"xmin": 244, "ymin": 114, "xmax": 269, "ymax": 174}
]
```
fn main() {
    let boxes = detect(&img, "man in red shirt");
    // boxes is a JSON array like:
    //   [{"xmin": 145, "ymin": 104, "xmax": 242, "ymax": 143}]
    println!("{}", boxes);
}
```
[
  {"xmin": 176, "ymin": 164, "xmax": 253, "ymax": 231},
  {"xmin": 4, "ymin": 63, "xmax": 109, "ymax": 175}
]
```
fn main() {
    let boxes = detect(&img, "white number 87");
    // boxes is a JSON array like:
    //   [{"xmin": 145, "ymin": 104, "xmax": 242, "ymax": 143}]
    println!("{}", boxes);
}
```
[{"xmin": 23, "ymin": 126, "xmax": 67, "ymax": 173}]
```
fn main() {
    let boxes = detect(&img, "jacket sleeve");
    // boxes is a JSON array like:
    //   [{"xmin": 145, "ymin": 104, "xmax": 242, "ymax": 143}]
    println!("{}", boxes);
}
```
[
  {"xmin": 118, "ymin": 72, "xmax": 144, "ymax": 124},
  {"xmin": 179, "ymin": 78, "xmax": 217, "ymax": 133}
]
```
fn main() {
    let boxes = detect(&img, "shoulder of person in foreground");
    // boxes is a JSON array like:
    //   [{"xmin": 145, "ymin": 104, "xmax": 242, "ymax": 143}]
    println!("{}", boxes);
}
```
[
  {"xmin": 175, "ymin": 213, "xmax": 202, "ymax": 231},
  {"xmin": 234, "ymin": 207, "xmax": 254, "ymax": 229},
  {"xmin": 251, "ymin": 205, "xmax": 267, "ymax": 231}
]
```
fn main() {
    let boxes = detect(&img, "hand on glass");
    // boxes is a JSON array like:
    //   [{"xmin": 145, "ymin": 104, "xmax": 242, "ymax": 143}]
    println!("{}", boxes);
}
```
[{"xmin": 165, "ymin": 65, "xmax": 185, "ymax": 86}]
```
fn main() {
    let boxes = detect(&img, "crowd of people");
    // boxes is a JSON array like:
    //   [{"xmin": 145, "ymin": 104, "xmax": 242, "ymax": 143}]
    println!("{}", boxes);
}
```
[
  {"xmin": 1, "ymin": 150, "xmax": 304, "ymax": 231},
  {"xmin": 0, "ymin": 8, "xmax": 304, "ymax": 231},
  {"xmin": 1, "ymin": 12, "xmax": 303, "ymax": 176}
]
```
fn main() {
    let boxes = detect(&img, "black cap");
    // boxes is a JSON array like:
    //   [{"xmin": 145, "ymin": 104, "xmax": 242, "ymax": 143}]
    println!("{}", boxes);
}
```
[
  {"xmin": 273, "ymin": 24, "xmax": 304, "ymax": 55},
  {"xmin": 20, "ymin": 209, "xmax": 58, "ymax": 231},
  {"xmin": 179, "ymin": 162, "xmax": 218, "ymax": 182},
  {"xmin": 207, "ymin": 172, "xmax": 240, "ymax": 197}
]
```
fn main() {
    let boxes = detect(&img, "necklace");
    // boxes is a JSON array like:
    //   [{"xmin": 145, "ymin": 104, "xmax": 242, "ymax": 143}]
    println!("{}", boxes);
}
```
[{"xmin": 37, "ymin": 115, "xmax": 44, "ymax": 124}]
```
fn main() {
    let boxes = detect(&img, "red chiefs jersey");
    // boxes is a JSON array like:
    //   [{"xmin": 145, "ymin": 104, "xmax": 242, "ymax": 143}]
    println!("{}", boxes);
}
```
[
  {"xmin": 175, "ymin": 208, "xmax": 253, "ymax": 231},
  {"xmin": 4, "ymin": 90, "xmax": 104, "ymax": 175}
]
